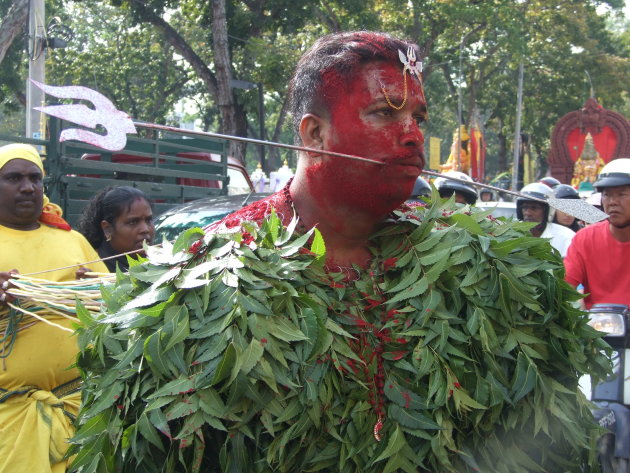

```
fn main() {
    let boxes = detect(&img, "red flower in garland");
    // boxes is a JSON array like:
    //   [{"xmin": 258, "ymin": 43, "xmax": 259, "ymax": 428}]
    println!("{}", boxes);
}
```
[
  {"xmin": 241, "ymin": 232, "xmax": 255, "ymax": 245},
  {"xmin": 383, "ymin": 257, "xmax": 398, "ymax": 271},
  {"xmin": 188, "ymin": 239, "xmax": 203, "ymax": 254}
]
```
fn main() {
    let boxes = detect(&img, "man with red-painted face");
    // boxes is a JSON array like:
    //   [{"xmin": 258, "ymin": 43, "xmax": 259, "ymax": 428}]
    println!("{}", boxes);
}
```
[
  {"xmin": 74, "ymin": 32, "xmax": 606, "ymax": 473},
  {"xmin": 214, "ymin": 32, "xmax": 426, "ymax": 271}
]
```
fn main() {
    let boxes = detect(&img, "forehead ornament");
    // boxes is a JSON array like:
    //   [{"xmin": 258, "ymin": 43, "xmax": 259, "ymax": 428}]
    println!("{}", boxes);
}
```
[{"xmin": 381, "ymin": 47, "xmax": 424, "ymax": 111}]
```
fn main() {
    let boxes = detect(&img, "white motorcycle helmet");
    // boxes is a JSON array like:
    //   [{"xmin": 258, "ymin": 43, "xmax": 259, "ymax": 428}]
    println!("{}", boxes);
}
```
[
  {"xmin": 593, "ymin": 158, "xmax": 630, "ymax": 191},
  {"xmin": 516, "ymin": 182, "xmax": 554, "ymax": 222},
  {"xmin": 434, "ymin": 171, "xmax": 478, "ymax": 205}
]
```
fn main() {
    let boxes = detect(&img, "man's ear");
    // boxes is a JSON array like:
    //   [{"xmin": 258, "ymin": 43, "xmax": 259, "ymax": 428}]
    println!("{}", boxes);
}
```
[{"xmin": 299, "ymin": 113, "xmax": 329, "ymax": 152}]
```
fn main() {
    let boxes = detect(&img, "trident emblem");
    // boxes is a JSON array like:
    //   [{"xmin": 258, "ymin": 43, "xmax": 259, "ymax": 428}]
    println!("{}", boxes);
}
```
[{"xmin": 32, "ymin": 80, "xmax": 136, "ymax": 151}]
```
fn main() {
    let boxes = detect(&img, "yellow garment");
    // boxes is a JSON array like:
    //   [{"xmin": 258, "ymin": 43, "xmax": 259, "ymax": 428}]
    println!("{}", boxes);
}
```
[
  {"xmin": 0, "ymin": 224, "xmax": 107, "ymax": 473},
  {"xmin": 0, "ymin": 224, "xmax": 107, "ymax": 279},
  {"xmin": 0, "ymin": 318, "xmax": 81, "ymax": 473},
  {"xmin": 440, "ymin": 144, "xmax": 470, "ymax": 173},
  {"xmin": 0, "ymin": 143, "xmax": 44, "ymax": 173},
  {"xmin": 440, "ymin": 126, "xmax": 471, "ymax": 173}
]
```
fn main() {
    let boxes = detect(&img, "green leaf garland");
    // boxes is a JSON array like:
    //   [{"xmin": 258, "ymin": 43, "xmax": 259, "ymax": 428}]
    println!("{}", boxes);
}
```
[{"xmin": 70, "ymin": 202, "xmax": 611, "ymax": 473}]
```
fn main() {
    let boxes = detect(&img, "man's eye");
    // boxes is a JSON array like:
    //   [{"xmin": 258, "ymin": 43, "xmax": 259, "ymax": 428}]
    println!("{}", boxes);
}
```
[{"xmin": 414, "ymin": 115, "xmax": 426, "ymax": 126}]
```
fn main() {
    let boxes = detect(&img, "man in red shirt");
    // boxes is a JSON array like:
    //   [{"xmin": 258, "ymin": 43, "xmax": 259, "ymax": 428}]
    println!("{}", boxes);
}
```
[{"xmin": 564, "ymin": 158, "xmax": 630, "ymax": 308}]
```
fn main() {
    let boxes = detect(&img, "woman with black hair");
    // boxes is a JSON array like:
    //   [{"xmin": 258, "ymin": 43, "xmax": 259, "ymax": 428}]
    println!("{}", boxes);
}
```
[{"xmin": 77, "ymin": 186, "xmax": 154, "ymax": 272}]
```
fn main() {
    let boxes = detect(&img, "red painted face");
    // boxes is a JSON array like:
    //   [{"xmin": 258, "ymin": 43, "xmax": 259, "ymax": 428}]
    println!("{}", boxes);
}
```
[{"xmin": 307, "ymin": 61, "xmax": 427, "ymax": 220}]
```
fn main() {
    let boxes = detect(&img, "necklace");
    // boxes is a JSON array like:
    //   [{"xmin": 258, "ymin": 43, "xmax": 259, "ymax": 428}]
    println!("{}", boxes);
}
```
[{"xmin": 281, "ymin": 179, "xmax": 362, "ymax": 281}]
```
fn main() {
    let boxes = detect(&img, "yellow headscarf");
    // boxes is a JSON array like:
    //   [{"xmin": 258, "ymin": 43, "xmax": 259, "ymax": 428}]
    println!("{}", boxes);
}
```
[
  {"xmin": 0, "ymin": 143, "xmax": 44, "ymax": 173},
  {"xmin": 0, "ymin": 143, "xmax": 70, "ymax": 230}
]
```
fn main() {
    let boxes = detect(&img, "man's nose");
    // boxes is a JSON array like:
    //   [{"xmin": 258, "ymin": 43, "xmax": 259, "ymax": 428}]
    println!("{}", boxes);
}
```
[
  {"xmin": 18, "ymin": 178, "xmax": 35, "ymax": 192},
  {"xmin": 400, "ymin": 120, "xmax": 424, "ymax": 148}
]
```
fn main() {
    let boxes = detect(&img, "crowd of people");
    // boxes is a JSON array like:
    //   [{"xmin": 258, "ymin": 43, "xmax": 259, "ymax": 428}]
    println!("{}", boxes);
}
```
[{"xmin": 0, "ymin": 29, "xmax": 628, "ymax": 473}]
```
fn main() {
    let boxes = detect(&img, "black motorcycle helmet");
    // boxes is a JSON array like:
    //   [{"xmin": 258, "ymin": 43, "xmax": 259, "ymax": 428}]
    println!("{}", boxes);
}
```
[
  {"xmin": 408, "ymin": 177, "xmax": 431, "ymax": 202},
  {"xmin": 479, "ymin": 188, "xmax": 494, "ymax": 201},
  {"xmin": 516, "ymin": 182, "xmax": 554, "ymax": 222},
  {"xmin": 553, "ymin": 184, "xmax": 583, "ymax": 231},
  {"xmin": 539, "ymin": 176, "xmax": 561, "ymax": 189},
  {"xmin": 554, "ymin": 184, "xmax": 580, "ymax": 200}
]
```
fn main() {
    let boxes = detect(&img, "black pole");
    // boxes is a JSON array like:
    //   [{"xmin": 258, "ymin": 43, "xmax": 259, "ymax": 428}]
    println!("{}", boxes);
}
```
[{"xmin": 257, "ymin": 82, "xmax": 265, "ymax": 170}]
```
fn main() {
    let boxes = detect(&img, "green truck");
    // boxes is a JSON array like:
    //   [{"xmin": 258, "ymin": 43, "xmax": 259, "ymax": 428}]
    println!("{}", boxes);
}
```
[{"xmin": 0, "ymin": 117, "xmax": 254, "ymax": 227}]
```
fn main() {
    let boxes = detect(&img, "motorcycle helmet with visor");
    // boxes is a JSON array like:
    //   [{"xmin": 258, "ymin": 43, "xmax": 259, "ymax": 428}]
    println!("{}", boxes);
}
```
[
  {"xmin": 434, "ymin": 171, "xmax": 478, "ymax": 205},
  {"xmin": 516, "ymin": 182, "xmax": 554, "ymax": 222},
  {"xmin": 593, "ymin": 158, "xmax": 630, "ymax": 191}
]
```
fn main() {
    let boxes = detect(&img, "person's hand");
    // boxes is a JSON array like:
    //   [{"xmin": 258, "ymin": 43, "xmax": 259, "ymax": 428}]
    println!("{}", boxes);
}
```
[
  {"xmin": 75, "ymin": 266, "xmax": 98, "ymax": 279},
  {"xmin": 0, "ymin": 270, "xmax": 18, "ymax": 306}
]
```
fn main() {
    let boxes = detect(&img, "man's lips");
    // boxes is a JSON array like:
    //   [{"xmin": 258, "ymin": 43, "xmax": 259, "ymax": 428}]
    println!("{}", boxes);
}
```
[{"xmin": 392, "ymin": 154, "xmax": 425, "ymax": 168}]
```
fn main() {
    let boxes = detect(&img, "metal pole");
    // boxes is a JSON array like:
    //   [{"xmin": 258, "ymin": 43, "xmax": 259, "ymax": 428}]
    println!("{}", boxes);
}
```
[
  {"xmin": 257, "ymin": 82, "xmax": 265, "ymax": 169},
  {"xmin": 456, "ymin": 35, "xmax": 465, "ymax": 171},
  {"xmin": 511, "ymin": 62, "xmax": 524, "ymax": 193},
  {"xmin": 26, "ymin": 0, "xmax": 45, "ymax": 140}
]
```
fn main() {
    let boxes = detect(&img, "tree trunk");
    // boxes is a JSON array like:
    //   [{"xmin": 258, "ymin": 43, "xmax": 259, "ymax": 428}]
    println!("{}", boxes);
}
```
[
  {"xmin": 0, "ymin": 0, "xmax": 29, "ymax": 64},
  {"xmin": 212, "ymin": 0, "xmax": 245, "ymax": 162},
  {"xmin": 129, "ymin": 0, "xmax": 247, "ymax": 163}
]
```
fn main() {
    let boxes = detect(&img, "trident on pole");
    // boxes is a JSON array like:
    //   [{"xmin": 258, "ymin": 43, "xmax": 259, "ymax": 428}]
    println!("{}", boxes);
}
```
[{"xmin": 31, "ymin": 81, "xmax": 608, "ymax": 224}]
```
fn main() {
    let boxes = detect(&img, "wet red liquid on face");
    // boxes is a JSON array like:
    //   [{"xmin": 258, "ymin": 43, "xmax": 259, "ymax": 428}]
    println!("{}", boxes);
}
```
[{"xmin": 306, "ymin": 62, "xmax": 426, "ymax": 225}]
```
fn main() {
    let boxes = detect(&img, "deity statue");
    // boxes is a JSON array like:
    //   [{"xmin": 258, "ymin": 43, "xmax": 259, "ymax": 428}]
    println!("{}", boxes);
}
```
[
  {"xmin": 440, "ymin": 125, "xmax": 470, "ymax": 174},
  {"xmin": 250, "ymin": 162, "xmax": 268, "ymax": 192},
  {"xmin": 571, "ymin": 132, "xmax": 606, "ymax": 188}
]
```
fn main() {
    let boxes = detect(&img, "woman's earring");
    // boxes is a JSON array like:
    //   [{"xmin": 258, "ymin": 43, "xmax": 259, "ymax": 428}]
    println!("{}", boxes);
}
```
[{"xmin": 106, "ymin": 234, "xmax": 112, "ymax": 242}]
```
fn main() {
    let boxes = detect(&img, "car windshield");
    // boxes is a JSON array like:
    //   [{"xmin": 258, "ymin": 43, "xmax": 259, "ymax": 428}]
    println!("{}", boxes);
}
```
[{"xmin": 154, "ymin": 210, "xmax": 231, "ymax": 242}]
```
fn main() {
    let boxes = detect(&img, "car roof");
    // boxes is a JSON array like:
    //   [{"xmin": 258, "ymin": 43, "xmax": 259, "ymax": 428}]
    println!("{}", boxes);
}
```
[
  {"xmin": 154, "ymin": 192, "xmax": 271, "ymax": 242},
  {"xmin": 476, "ymin": 201, "xmax": 517, "ymax": 219}
]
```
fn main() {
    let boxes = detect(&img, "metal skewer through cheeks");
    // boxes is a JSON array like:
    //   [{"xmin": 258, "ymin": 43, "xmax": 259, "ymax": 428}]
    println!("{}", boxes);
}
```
[{"xmin": 31, "ymin": 81, "xmax": 608, "ymax": 224}]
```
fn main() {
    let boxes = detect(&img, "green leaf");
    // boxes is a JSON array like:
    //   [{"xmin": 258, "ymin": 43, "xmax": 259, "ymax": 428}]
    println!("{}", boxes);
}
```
[
  {"xmin": 211, "ymin": 342, "xmax": 237, "ymax": 386},
  {"xmin": 147, "ymin": 376, "xmax": 195, "ymax": 399},
  {"xmin": 511, "ymin": 352, "xmax": 538, "ymax": 401},
  {"xmin": 144, "ymin": 330, "xmax": 172, "ymax": 377},
  {"xmin": 388, "ymin": 404, "xmax": 441, "ymax": 430},
  {"xmin": 163, "ymin": 305, "xmax": 190, "ymax": 351},
  {"xmin": 172, "ymin": 227, "xmax": 205, "ymax": 254},
  {"xmin": 386, "ymin": 277, "xmax": 428, "ymax": 305},
  {"xmin": 373, "ymin": 424, "xmax": 407, "ymax": 463},
  {"xmin": 237, "ymin": 292, "xmax": 273, "ymax": 316},
  {"xmin": 310, "ymin": 228, "xmax": 326, "ymax": 259},
  {"xmin": 447, "ymin": 213, "xmax": 484, "ymax": 235},
  {"xmin": 267, "ymin": 316, "xmax": 308, "ymax": 342},
  {"xmin": 137, "ymin": 412, "xmax": 165, "ymax": 451},
  {"xmin": 240, "ymin": 338, "xmax": 264, "ymax": 375}
]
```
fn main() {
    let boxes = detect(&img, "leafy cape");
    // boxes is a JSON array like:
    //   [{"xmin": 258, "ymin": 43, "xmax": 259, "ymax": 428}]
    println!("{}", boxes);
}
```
[{"xmin": 71, "ymin": 196, "xmax": 610, "ymax": 473}]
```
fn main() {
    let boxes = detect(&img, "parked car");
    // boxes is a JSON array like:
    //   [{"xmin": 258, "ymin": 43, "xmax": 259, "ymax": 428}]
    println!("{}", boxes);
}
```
[
  {"xmin": 476, "ymin": 201, "xmax": 517, "ymax": 220},
  {"xmin": 154, "ymin": 192, "xmax": 270, "ymax": 242}
]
